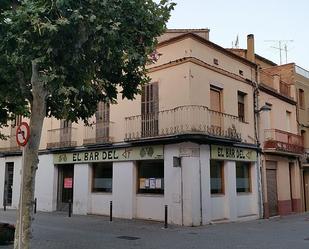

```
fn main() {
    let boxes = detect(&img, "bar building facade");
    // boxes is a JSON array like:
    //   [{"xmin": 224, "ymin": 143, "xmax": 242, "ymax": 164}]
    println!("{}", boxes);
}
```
[{"xmin": 3, "ymin": 29, "xmax": 303, "ymax": 225}]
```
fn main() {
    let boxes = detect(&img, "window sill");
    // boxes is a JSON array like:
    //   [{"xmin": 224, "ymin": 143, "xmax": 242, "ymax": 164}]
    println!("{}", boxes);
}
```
[
  {"xmin": 91, "ymin": 192, "xmax": 112, "ymax": 195},
  {"xmin": 136, "ymin": 193, "xmax": 164, "ymax": 197},
  {"xmin": 211, "ymin": 193, "xmax": 225, "ymax": 197},
  {"xmin": 237, "ymin": 192, "xmax": 252, "ymax": 196}
]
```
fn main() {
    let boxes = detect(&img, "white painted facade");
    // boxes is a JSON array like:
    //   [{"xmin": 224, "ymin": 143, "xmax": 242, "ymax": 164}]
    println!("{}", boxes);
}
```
[{"xmin": 0, "ymin": 142, "xmax": 259, "ymax": 226}]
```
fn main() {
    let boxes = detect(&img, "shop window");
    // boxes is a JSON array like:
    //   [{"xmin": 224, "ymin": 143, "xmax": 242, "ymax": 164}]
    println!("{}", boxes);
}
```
[
  {"xmin": 236, "ymin": 162, "xmax": 251, "ymax": 193},
  {"xmin": 238, "ymin": 91, "xmax": 247, "ymax": 122},
  {"xmin": 138, "ymin": 160, "xmax": 164, "ymax": 194},
  {"xmin": 210, "ymin": 160, "xmax": 224, "ymax": 194},
  {"xmin": 92, "ymin": 163, "xmax": 113, "ymax": 192}
]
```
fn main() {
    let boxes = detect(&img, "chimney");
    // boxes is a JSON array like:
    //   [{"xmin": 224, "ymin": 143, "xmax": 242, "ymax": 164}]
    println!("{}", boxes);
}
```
[{"xmin": 247, "ymin": 34, "xmax": 255, "ymax": 63}]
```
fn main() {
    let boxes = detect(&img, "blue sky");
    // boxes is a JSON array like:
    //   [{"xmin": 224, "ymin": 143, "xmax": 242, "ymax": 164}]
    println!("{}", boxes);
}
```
[{"xmin": 166, "ymin": 0, "xmax": 309, "ymax": 70}]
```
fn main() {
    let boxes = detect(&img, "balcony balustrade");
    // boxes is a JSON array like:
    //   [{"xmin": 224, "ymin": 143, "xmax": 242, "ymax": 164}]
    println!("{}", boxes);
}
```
[
  {"xmin": 83, "ymin": 121, "xmax": 113, "ymax": 145},
  {"xmin": 125, "ymin": 105, "xmax": 242, "ymax": 141},
  {"xmin": 264, "ymin": 129, "xmax": 304, "ymax": 154},
  {"xmin": 47, "ymin": 127, "xmax": 77, "ymax": 149},
  {"xmin": 0, "ymin": 135, "xmax": 20, "ymax": 152}
]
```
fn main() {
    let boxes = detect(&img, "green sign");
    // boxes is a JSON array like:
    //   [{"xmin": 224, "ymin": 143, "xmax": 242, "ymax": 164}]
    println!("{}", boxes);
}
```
[
  {"xmin": 54, "ymin": 145, "xmax": 164, "ymax": 164},
  {"xmin": 211, "ymin": 145, "xmax": 257, "ymax": 162}
]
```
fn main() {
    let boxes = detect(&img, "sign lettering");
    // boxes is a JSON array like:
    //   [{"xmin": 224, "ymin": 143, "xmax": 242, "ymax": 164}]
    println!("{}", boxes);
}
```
[
  {"xmin": 54, "ymin": 146, "xmax": 164, "ymax": 164},
  {"xmin": 211, "ymin": 145, "xmax": 257, "ymax": 162}
]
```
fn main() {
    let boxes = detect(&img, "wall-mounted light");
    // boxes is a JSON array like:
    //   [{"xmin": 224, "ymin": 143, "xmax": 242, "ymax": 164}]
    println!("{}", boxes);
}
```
[{"xmin": 255, "ymin": 105, "xmax": 272, "ymax": 113}]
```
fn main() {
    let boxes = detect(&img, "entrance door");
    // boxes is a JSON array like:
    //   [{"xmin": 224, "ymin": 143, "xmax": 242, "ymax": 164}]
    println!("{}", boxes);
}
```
[
  {"xmin": 266, "ymin": 168, "xmax": 278, "ymax": 216},
  {"xmin": 57, "ymin": 165, "xmax": 74, "ymax": 211},
  {"xmin": 304, "ymin": 170, "xmax": 309, "ymax": 211},
  {"xmin": 3, "ymin": 162, "xmax": 14, "ymax": 206}
]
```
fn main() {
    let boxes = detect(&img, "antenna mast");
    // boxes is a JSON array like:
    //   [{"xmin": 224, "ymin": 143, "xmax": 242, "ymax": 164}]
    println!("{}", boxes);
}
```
[{"xmin": 264, "ymin": 40, "xmax": 293, "ymax": 64}]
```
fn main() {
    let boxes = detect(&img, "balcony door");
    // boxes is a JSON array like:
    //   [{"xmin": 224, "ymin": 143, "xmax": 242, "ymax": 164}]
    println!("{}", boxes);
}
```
[
  {"xmin": 210, "ymin": 86, "xmax": 222, "ymax": 133},
  {"xmin": 95, "ymin": 102, "xmax": 110, "ymax": 143},
  {"xmin": 141, "ymin": 82, "xmax": 159, "ymax": 137}
]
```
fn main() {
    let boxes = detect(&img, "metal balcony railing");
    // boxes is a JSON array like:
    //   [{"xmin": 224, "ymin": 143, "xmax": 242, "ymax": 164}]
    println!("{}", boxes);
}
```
[
  {"xmin": 47, "ymin": 127, "xmax": 77, "ymax": 149},
  {"xmin": 264, "ymin": 129, "xmax": 304, "ymax": 154},
  {"xmin": 125, "ymin": 105, "xmax": 242, "ymax": 141},
  {"xmin": 83, "ymin": 121, "xmax": 114, "ymax": 145},
  {"xmin": 0, "ymin": 135, "xmax": 21, "ymax": 152}
]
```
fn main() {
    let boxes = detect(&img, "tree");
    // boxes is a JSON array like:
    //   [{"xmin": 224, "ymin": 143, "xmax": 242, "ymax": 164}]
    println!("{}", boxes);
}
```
[{"xmin": 0, "ymin": 1, "xmax": 175, "ymax": 248}]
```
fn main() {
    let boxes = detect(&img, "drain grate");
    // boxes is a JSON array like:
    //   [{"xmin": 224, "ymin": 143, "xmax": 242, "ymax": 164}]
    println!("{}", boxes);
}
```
[{"xmin": 117, "ymin": 236, "xmax": 140, "ymax": 241}]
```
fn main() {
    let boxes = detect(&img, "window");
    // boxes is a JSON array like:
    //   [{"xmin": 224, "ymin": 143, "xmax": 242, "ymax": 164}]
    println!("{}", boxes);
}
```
[
  {"xmin": 298, "ymin": 89, "xmax": 305, "ymax": 109},
  {"xmin": 141, "ymin": 82, "xmax": 159, "ymax": 137},
  {"xmin": 238, "ymin": 91, "xmax": 247, "ymax": 122},
  {"xmin": 286, "ymin": 111, "xmax": 291, "ymax": 132},
  {"xmin": 12, "ymin": 115, "xmax": 22, "ymax": 127},
  {"xmin": 92, "ymin": 163, "xmax": 113, "ymax": 192},
  {"xmin": 213, "ymin": 58, "xmax": 219, "ymax": 65},
  {"xmin": 239, "ymin": 70, "xmax": 244, "ymax": 76},
  {"xmin": 210, "ymin": 160, "xmax": 224, "ymax": 194},
  {"xmin": 138, "ymin": 160, "xmax": 164, "ymax": 194},
  {"xmin": 236, "ymin": 162, "xmax": 251, "ymax": 193}
]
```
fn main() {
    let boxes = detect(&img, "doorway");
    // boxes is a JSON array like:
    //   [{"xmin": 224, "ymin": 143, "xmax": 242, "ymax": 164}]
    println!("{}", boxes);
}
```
[
  {"xmin": 3, "ymin": 162, "xmax": 14, "ymax": 206},
  {"xmin": 304, "ymin": 170, "xmax": 309, "ymax": 211},
  {"xmin": 57, "ymin": 165, "xmax": 74, "ymax": 211},
  {"xmin": 266, "ymin": 166, "xmax": 278, "ymax": 217}
]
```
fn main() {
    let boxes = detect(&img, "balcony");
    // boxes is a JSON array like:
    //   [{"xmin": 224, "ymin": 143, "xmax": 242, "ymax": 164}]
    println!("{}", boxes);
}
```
[
  {"xmin": 264, "ymin": 129, "xmax": 304, "ymax": 155},
  {"xmin": 125, "ymin": 105, "xmax": 242, "ymax": 141},
  {"xmin": 47, "ymin": 127, "xmax": 77, "ymax": 149},
  {"xmin": 83, "ymin": 121, "xmax": 114, "ymax": 145},
  {"xmin": 0, "ymin": 135, "xmax": 21, "ymax": 152}
]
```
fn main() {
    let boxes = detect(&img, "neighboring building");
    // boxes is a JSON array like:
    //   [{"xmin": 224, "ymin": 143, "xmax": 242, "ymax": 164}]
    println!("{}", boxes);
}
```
[
  {"xmin": 230, "ymin": 35, "xmax": 304, "ymax": 217},
  {"xmin": 0, "ymin": 29, "xmax": 261, "ymax": 226},
  {"xmin": 258, "ymin": 63, "xmax": 309, "ymax": 213}
]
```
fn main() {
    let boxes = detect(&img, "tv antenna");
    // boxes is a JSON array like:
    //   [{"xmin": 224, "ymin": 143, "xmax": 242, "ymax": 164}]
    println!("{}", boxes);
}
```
[{"xmin": 264, "ymin": 40, "xmax": 293, "ymax": 65}]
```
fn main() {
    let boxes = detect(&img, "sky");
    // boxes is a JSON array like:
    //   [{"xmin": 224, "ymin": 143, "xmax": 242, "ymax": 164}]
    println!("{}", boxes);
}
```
[{"xmin": 166, "ymin": 0, "xmax": 309, "ymax": 70}]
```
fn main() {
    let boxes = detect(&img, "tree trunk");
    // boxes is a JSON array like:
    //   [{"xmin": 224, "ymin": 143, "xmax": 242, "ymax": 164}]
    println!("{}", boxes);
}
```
[{"xmin": 14, "ymin": 61, "xmax": 47, "ymax": 249}]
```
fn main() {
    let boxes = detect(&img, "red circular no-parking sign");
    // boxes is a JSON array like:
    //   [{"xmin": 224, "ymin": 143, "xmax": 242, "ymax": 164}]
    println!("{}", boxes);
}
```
[{"xmin": 16, "ymin": 122, "xmax": 30, "ymax": 147}]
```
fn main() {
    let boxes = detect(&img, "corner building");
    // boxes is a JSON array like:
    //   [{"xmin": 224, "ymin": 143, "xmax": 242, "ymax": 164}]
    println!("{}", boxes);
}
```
[{"xmin": 0, "ymin": 30, "xmax": 261, "ymax": 226}]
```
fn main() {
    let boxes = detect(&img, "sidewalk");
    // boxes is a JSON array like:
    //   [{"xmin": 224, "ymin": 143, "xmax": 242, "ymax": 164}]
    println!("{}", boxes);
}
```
[{"xmin": 1, "ymin": 210, "xmax": 309, "ymax": 249}]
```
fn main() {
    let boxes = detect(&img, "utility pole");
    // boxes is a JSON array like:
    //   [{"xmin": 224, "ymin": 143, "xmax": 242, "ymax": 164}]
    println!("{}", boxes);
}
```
[{"xmin": 264, "ymin": 40, "xmax": 293, "ymax": 65}]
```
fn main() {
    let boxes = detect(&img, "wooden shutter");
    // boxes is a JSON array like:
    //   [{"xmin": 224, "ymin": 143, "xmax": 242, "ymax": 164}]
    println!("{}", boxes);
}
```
[
  {"xmin": 141, "ymin": 82, "xmax": 159, "ymax": 137},
  {"xmin": 95, "ymin": 102, "xmax": 110, "ymax": 142}
]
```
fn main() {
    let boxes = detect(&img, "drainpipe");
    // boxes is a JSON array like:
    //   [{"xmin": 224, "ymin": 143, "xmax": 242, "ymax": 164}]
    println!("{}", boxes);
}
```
[
  {"xmin": 199, "ymin": 153, "xmax": 203, "ymax": 226},
  {"xmin": 253, "ymin": 66, "xmax": 264, "ymax": 219}
]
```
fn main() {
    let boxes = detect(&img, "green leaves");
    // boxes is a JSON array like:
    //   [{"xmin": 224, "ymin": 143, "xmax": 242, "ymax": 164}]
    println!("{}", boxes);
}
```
[{"xmin": 0, "ymin": 0, "xmax": 175, "ymax": 128}]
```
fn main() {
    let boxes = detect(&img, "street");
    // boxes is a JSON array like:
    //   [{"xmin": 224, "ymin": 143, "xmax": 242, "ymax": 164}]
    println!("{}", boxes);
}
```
[{"xmin": 1, "ymin": 210, "xmax": 309, "ymax": 249}]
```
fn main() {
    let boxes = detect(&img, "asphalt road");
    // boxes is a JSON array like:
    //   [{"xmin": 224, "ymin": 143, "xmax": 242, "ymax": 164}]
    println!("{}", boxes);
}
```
[{"xmin": 1, "ymin": 210, "xmax": 309, "ymax": 249}]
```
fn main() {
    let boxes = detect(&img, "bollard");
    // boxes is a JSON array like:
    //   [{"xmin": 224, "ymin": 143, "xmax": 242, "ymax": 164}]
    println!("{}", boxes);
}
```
[
  {"xmin": 34, "ymin": 198, "xmax": 37, "ymax": 214},
  {"xmin": 164, "ymin": 205, "xmax": 168, "ymax": 229},
  {"xmin": 110, "ymin": 201, "xmax": 113, "ymax": 222},
  {"xmin": 68, "ymin": 200, "xmax": 72, "ymax": 217}
]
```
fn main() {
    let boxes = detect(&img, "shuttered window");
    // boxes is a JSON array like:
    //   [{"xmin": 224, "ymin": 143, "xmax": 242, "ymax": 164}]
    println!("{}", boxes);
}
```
[
  {"xmin": 238, "ymin": 91, "xmax": 246, "ymax": 122},
  {"xmin": 95, "ymin": 102, "xmax": 110, "ymax": 142},
  {"xmin": 141, "ymin": 82, "xmax": 159, "ymax": 137}
]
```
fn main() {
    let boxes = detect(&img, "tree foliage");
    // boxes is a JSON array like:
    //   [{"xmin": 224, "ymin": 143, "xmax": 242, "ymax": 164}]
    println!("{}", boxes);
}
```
[{"xmin": 0, "ymin": 0, "xmax": 175, "ymax": 125}]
